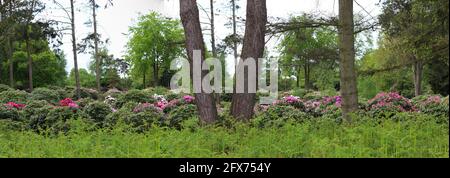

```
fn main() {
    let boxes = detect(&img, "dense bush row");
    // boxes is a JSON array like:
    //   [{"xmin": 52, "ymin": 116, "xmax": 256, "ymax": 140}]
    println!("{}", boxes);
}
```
[{"xmin": 0, "ymin": 85, "xmax": 448, "ymax": 133}]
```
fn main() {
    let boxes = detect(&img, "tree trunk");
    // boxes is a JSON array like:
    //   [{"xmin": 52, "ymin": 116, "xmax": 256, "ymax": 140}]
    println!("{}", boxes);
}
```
[
  {"xmin": 296, "ymin": 67, "xmax": 301, "ymax": 88},
  {"xmin": 153, "ymin": 60, "xmax": 158, "ymax": 87},
  {"xmin": 413, "ymin": 58, "xmax": 423, "ymax": 96},
  {"xmin": 92, "ymin": 0, "xmax": 101, "ymax": 92},
  {"xmin": 338, "ymin": 0, "xmax": 358, "ymax": 122},
  {"xmin": 25, "ymin": 0, "xmax": 36, "ymax": 92},
  {"xmin": 232, "ymin": 0, "xmax": 238, "ymax": 64},
  {"xmin": 0, "ymin": 0, "xmax": 2, "ymax": 81},
  {"xmin": 143, "ymin": 72, "xmax": 146, "ymax": 88},
  {"xmin": 304, "ymin": 59, "xmax": 310, "ymax": 90},
  {"xmin": 70, "ymin": 0, "xmax": 81, "ymax": 99},
  {"xmin": 230, "ymin": 0, "xmax": 267, "ymax": 121},
  {"xmin": 210, "ymin": 0, "xmax": 221, "ymax": 105},
  {"xmin": 180, "ymin": 0, "xmax": 218, "ymax": 124},
  {"xmin": 8, "ymin": 0, "xmax": 14, "ymax": 88},
  {"xmin": 25, "ymin": 29, "xmax": 33, "ymax": 91}
]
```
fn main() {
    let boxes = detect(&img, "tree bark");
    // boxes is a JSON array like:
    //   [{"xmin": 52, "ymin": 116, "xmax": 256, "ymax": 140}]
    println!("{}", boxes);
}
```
[
  {"xmin": 8, "ymin": 0, "xmax": 14, "ymax": 88},
  {"xmin": 304, "ymin": 59, "xmax": 310, "ymax": 90},
  {"xmin": 143, "ymin": 72, "xmax": 146, "ymax": 88},
  {"xmin": 231, "ymin": 0, "xmax": 238, "ymax": 63},
  {"xmin": 296, "ymin": 67, "xmax": 301, "ymax": 88},
  {"xmin": 92, "ymin": 0, "xmax": 101, "ymax": 91},
  {"xmin": 180, "ymin": 0, "xmax": 218, "ymax": 124},
  {"xmin": 70, "ymin": 0, "xmax": 81, "ymax": 99},
  {"xmin": 210, "ymin": 0, "xmax": 221, "ymax": 105},
  {"xmin": 153, "ymin": 59, "xmax": 158, "ymax": 87},
  {"xmin": 25, "ymin": 29, "xmax": 33, "ymax": 91},
  {"xmin": 230, "ymin": 0, "xmax": 267, "ymax": 121},
  {"xmin": 0, "ymin": 0, "xmax": 2, "ymax": 81},
  {"xmin": 338, "ymin": 0, "xmax": 358, "ymax": 122},
  {"xmin": 413, "ymin": 58, "xmax": 423, "ymax": 96}
]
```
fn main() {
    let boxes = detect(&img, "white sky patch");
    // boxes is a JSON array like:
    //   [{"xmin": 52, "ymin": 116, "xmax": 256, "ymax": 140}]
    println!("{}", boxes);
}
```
[{"xmin": 39, "ymin": 0, "xmax": 381, "ymax": 75}]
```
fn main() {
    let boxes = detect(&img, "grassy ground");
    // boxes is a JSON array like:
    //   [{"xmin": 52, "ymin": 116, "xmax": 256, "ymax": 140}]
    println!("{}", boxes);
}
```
[{"xmin": 0, "ymin": 117, "xmax": 448, "ymax": 158}]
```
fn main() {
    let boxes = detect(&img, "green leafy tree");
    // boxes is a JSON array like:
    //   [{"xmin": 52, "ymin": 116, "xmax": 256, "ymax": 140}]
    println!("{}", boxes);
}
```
[
  {"xmin": 379, "ymin": 0, "xmax": 449, "ymax": 96},
  {"xmin": 126, "ymin": 12, "xmax": 184, "ymax": 88},
  {"xmin": 278, "ymin": 15, "xmax": 339, "ymax": 91}
]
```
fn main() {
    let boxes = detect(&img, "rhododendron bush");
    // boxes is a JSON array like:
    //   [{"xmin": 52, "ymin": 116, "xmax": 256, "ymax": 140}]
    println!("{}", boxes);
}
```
[{"xmin": 0, "ymin": 88, "xmax": 448, "ymax": 133}]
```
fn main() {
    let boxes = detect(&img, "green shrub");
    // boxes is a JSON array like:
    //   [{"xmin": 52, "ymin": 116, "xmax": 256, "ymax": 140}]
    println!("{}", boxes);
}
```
[
  {"xmin": 79, "ymin": 88, "xmax": 99, "ymax": 100},
  {"xmin": 412, "ymin": 95, "xmax": 449, "ymax": 121},
  {"xmin": 104, "ymin": 88, "xmax": 123, "ymax": 98},
  {"xmin": 166, "ymin": 93, "xmax": 183, "ymax": 101},
  {"xmin": 253, "ymin": 105, "xmax": 311, "ymax": 128},
  {"xmin": 76, "ymin": 98, "xmax": 95, "ymax": 109},
  {"xmin": 83, "ymin": 101, "xmax": 112, "ymax": 127},
  {"xmin": 41, "ymin": 107, "xmax": 85, "ymax": 133},
  {"xmin": 0, "ymin": 105, "xmax": 22, "ymax": 121},
  {"xmin": 220, "ymin": 93, "xmax": 233, "ymax": 102},
  {"xmin": 115, "ymin": 89, "xmax": 155, "ymax": 108},
  {"xmin": 166, "ymin": 104, "xmax": 198, "ymax": 129},
  {"xmin": 31, "ymin": 88, "xmax": 61, "ymax": 104},
  {"xmin": 25, "ymin": 101, "xmax": 54, "ymax": 132},
  {"xmin": 123, "ymin": 110, "xmax": 165, "ymax": 132},
  {"xmin": 104, "ymin": 102, "xmax": 137, "ymax": 128},
  {"xmin": 0, "ymin": 84, "xmax": 13, "ymax": 93},
  {"xmin": 144, "ymin": 87, "xmax": 171, "ymax": 95},
  {"xmin": 23, "ymin": 100, "xmax": 50, "ymax": 118},
  {"xmin": 0, "ymin": 90, "xmax": 29, "ymax": 103},
  {"xmin": 291, "ymin": 88, "xmax": 307, "ymax": 97}
]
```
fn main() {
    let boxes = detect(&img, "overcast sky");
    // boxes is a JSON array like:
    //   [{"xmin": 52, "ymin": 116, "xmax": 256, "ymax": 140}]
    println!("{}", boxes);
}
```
[{"xmin": 39, "ymin": 0, "xmax": 381, "ymax": 74}]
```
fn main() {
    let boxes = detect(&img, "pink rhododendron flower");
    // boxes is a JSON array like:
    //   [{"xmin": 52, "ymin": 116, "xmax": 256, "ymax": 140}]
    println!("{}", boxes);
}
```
[
  {"xmin": 68, "ymin": 103, "xmax": 79, "ymax": 109},
  {"xmin": 284, "ymin": 95, "xmax": 300, "ymax": 104},
  {"xmin": 60, "ymin": 98, "xmax": 75, "ymax": 107},
  {"xmin": 183, "ymin": 95, "xmax": 195, "ymax": 103},
  {"xmin": 4, "ymin": 102, "xmax": 26, "ymax": 109}
]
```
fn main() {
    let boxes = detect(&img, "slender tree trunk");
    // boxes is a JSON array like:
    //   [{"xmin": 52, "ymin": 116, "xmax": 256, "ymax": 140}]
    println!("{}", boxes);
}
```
[
  {"xmin": 70, "ymin": 0, "xmax": 81, "ymax": 99},
  {"xmin": 210, "ymin": 0, "xmax": 216, "ymax": 58},
  {"xmin": 153, "ymin": 59, "xmax": 158, "ymax": 87},
  {"xmin": 8, "ymin": 0, "xmax": 14, "ymax": 88},
  {"xmin": 143, "ymin": 72, "xmax": 146, "ymax": 88},
  {"xmin": 304, "ymin": 59, "xmax": 310, "ymax": 90},
  {"xmin": 413, "ymin": 58, "xmax": 423, "ymax": 96},
  {"xmin": 0, "ymin": 0, "xmax": 2, "ymax": 81},
  {"xmin": 92, "ymin": 0, "xmax": 101, "ymax": 91},
  {"xmin": 230, "ymin": 0, "xmax": 267, "ymax": 121},
  {"xmin": 210, "ymin": 0, "xmax": 221, "ymax": 105},
  {"xmin": 25, "ymin": 29, "xmax": 33, "ymax": 91},
  {"xmin": 25, "ymin": 0, "xmax": 36, "ymax": 92},
  {"xmin": 180, "ymin": 0, "xmax": 218, "ymax": 124},
  {"xmin": 338, "ymin": 0, "xmax": 358, "ymax": 122},
  {"xmin": 232, "ymin": 0, "xmax": 238, "ymax": 64},
  {"xmin": 296, "ymin": 67, "xmax": 301, "ymax": 88}
]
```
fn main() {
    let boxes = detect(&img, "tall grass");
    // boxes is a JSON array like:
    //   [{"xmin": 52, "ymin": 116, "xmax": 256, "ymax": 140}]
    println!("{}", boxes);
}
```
[{"xmin": 0, "ymin": 117, "xmax": 448, "ymax": 158}]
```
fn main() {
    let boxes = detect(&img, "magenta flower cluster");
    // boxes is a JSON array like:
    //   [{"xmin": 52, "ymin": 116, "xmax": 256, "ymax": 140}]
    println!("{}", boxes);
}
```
[
  {"xmin": 367, "ymin": 92, "xmax": 416, "ymax": 112},
  {"xmin": 4, "ymin": 102, "xmax": 26, "ymax": 110},
  {"xmin": 133, "ymin": 95, "xmax": 195, "ymax": 113},
  {"xmin": 59, "ymin": 98, "xmax": 79, "ymax": 109}
]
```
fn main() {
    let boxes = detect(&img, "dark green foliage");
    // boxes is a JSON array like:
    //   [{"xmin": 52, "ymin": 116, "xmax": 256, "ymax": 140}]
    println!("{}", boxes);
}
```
[
  {"xmin": 123, "ymin": 110, "xmax": 165, "ymax": 133},
  {"xmin": 40, "ymin": 107, "xmax": 83, "ymax": 133},
  {"xmin": 83, "ymin": 101, "xmax": 112, "ymax": 127},
  {"xmin": 105, "ymin": 102, "xmax": 137, "ymax": 128},
  {"xmin": 75, "ymin": 88, "xmax": 99, "ymax": 100},
  {"xmin": 220, "ymin": 93, "xmax": 233, "ymax": 102},
  {"xmin": 31, "ymin": 88, "xmax": 61, "ymax": 104},
  {"xmin": 0, "ymin": 105, "xmax": 21, "ymax": 121},
  {"xmin": 115, "ymin": 89, "xmax": 155, "ymax": 108},
  {"xmin": 166, "ymin": 104, "xmax": 198, "ymax": 129},
  {"xmin": 253, "ymin": 105, "xmax": 311, "ymax": 128},
  {"xmin": 0, "ymin": 90, "xmax": 29, "ymax": 103},
  {"xmin": 0, "ymin": 84, "xmax": 13, "ymax": 93}
]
